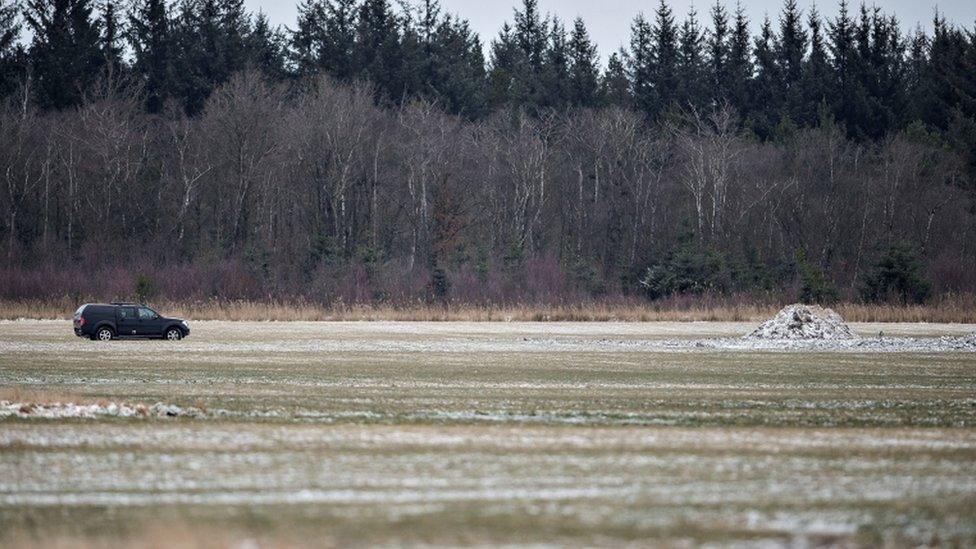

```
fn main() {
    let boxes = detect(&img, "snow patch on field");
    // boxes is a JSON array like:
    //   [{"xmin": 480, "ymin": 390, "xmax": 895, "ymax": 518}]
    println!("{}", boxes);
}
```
[
  {"xmin": 664, "ymin": 334, "xmax": 976, "ymax": 352},
  {"xmin": 0, "ymin": 401, "xmax": 229, "ymax": 419},
  {"xmin": 3, "ymin": 334, "xmax": 974, "ymax": 355}
]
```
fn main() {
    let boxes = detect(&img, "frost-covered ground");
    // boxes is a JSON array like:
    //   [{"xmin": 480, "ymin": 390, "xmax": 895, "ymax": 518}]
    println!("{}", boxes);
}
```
[{"xmin": 1, "ymin": 320, "xmax": 975, "ymax": 546}]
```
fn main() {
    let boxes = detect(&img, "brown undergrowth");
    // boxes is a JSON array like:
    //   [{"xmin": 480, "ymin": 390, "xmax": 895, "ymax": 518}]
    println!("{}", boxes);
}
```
[
  {"xmin": 1, "ymin": 294, "xmax": 974, "ymax": 323},
  {"xmin": 0, "ymin": 387, "xmax": 100, "ymax": 406}
]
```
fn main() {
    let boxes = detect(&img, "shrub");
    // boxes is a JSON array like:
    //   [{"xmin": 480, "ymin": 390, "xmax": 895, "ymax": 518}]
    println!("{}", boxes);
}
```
[
  {"xmin": 475, "ymin": 246, "xmax": 490, "ymax": 283},
  {"xmin": 640, "ymin": 244, "xmax": 730, "ymax": 300},
  {"xmin": 306, "ymin": 233, "xmax": 342, "ymax": 269},
  {"xmin": 503, "ymin": 242, "xmax": 524, "ymax": 271},
  {"xmin": 796, "ymin": 251, "xmax": 838, "ymax": 303},
  {"xmin": 859, "ymin": 242, "xmax": 931, "ymax": 305},
  {"xmin": 243, "ymin": 245, "xmax": 271, "ymax": 280},
  {"xmin": 135, "ymin": 275, "xmax": 156, "ymax": 303},
  {"xmin": 430, "ymin": 266, "xmax": 450, "ymax": 301},
  {"xmin": 572, "ymin": 259, "xmax": 606, "ymax": 296}
]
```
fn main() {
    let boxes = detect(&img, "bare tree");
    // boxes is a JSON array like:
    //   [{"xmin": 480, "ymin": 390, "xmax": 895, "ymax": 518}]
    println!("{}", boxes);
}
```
[
  {"xmin": 0, "ymin": 106, "xmax": 47, "ymax": 260},
  {"xmin": 201, "ymin": 72, "xmax": 286, "ymax": 251},
  {"xmin": 397, "ymin": 100, "xmax": 461, "ymax": 269},
  {"xmin": 291, "ymin": 77, "xmax": 376, "ymax": 256},
  {"xmin": 669, "ymin": 105, "xmax": 743, "ymax": 243}
]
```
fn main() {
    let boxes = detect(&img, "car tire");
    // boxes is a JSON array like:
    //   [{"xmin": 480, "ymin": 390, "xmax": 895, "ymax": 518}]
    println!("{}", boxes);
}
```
[
  {"xmin": 165, "ymin": 327, "xmax": 183, "ymax": 341},
  {"xmin": 96, "ymin": 327, "xmax": 114, "ymax": 341}
]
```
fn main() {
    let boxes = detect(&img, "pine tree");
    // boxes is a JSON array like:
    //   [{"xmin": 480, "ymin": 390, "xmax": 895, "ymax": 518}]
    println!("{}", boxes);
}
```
[
  {"xmin": 542, "ymin": 16, "xmax": 569, "ymax": 109},
  {"xmin": 726, "ymin": 3, "xmax": 752, "ymax": 116},
  {"xmin": 855, "ymin": 4, "xmax": 871, "ymax": 65},
  {"xmin": 627, "ymin": 13, "xmax": 654, "ymax": 116},
  {"xmin": 869, "ymin": 12, "xmax": 907, "ymax": 136},
  {"xmin": 776, "ymin": 0, "xmax": 807, "ymax": 124},
  {"xmin": 567, "ymin": 17, "xmax": 599, "ymax": 108},
  {"xmin": 954, "ymin": 27, "xmax": 976, "ymax": 182},
  {"xmin": 828, "ymin": 0, "xmax": 856, "ymax": 84},
  {"xmin": 904, "ymin": 27, "xmax": 929, "ymax": 123},
  {"xmin": 99, "ymin": 0, "xmax": 124, "ymax": 77},
  {"xmin": 677, "ymin": 6, "xmax": 707, "ymax": 110},
  {"xmin": 800, "ymin": 6, "xmax": 831, "ymax": 126},
  {"xmin": 169, "ymin": 0, "xmax": 257, "ymax": 113},
  {"xmin": 0, "ymin": 0, "xmax": 24, "ymax": 98},
  {"xmin": 841, "ymin": 3, "xmax": 875, "ymax": 138},
  {"xmin": 414, "ymin": 0, "xmax": 440, "ymax": 94},
  {"xmin": 356, "ymin": 0, "xmax": 401, "ymax": 99},
  {"xmin": 602, "ymin": 49, "xmax": 631, "ymax": 108},
  {"xmin": 290, "ymin": 0, "xmax": 324, "ymax": 75},
  {"xmin": 418, "ymin": 0, "xmax": 438, "ymax": 45},
  {"xmin": 962, "ymin": 24, "xmax": 976, "ymax": 119},
  {"xmin": 650, "ymin": 0, "xmax": 679, "ymax": 116},
  {"xmin": 512, "ymin": 0, "xmax": 547, "ymax": 109},
  {"xmin": 398, "ymin": 4, "xmax": 426, "ymax": 99},
  {"xmin": 487, "ymin": 0, "xmax": 549, "ymax": 111},
  {"xmin": 918, "ymin": 13, "xmax": 971, "ymax": 132},
  {"xmin": 172, "ymin": 0, "xmax": 221, "ymax": 113},
  {"xmin": 322, "ymin": 0, "xmax": 357, "ymax": 80},
  {"xmin": 218, "ymin": 0, "xmax": 250, "ymax": 75},
  {"xmin": 25, "ymin": 0, "xmax": 104, "ymax": 109},
  {"xmin": 0, "ymin": 0, "xmax": 16, "ymax": 56},
  {"xmin": 751, "ymin": 16, "xmax": 780, "ymax": 138},
  {"xmin": 246, "ymin": 11, "xmax": 286, "ymax": 78},
  {"xmin": 129, "ymin": 0, "xmax": 173, "ymax": 112},
  {"xmin": 488, "ymin": 22, "xmax": 518, "ymax": 109},
  {"xmin": 829, "ymin": 0, "xmax": 863, "ymax": 136},
  {"xmin": 707, "ymin": 1, "xmax": 730, "ymax": 106},
  {"xmin": 429, "ymin": 14, "xmax": 485, "ymax": 116},
  {"xmin": 514, "ymin": 0, "xmax": 545, "ymax": 70}
]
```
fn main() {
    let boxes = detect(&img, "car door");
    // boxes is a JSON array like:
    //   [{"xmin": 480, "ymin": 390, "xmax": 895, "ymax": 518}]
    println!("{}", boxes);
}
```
[
  {"xmin": 137, "ymin": 307, "xmax": 165, "ymax": 337},
  {"xmin": 116, "ymin": 307, "xmax": 139, "ymax": 337}
]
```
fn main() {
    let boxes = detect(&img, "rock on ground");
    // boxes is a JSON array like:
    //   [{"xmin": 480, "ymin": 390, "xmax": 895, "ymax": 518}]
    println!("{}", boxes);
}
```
[{"xmin": 746, "ymin": 304, "xmax": 857, "ymax": 340}]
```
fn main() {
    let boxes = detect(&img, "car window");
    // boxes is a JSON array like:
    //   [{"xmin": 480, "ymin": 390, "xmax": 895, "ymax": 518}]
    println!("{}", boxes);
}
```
[
  {"xmin": 75, "ymin": 305, "xmax": 87, "ymax": 316},
  {"xmin": 138, "ymin": 308, "xmax": 158, "ymax": 320},
  {"xmin": 118, "ymin": 307, "xmax": 136, "ymax": 320}
]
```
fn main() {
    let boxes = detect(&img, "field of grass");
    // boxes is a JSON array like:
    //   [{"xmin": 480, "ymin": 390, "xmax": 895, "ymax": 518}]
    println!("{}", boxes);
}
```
[{"xmin": 1, "ymin": 320, "xmax": 976, "ymax": 546}]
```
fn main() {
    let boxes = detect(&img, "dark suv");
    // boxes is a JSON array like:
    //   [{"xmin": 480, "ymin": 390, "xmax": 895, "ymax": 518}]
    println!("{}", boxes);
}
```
[{"xmin": 73, "ymin": 303, "xmax": 190, "ymax": 341}]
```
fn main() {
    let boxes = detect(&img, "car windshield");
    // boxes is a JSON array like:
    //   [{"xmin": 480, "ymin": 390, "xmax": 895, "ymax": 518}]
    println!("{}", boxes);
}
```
[
  {"xmin": 138, "ymin": 308, "xmax": 158, "ymax": 320},
  {"xmin": 74, "ymin": 305, "xmax": 87, "ymax": 316}
]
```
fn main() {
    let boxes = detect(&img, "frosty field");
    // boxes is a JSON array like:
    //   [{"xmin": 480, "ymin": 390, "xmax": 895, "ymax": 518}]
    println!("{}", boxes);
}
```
[{"xmin": 1, "ymin": 320, "xmax": 976, "ymax": 546}]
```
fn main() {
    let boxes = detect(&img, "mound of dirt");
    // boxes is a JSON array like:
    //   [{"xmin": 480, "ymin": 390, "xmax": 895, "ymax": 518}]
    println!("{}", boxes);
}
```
[{"xmin": 746, "ymin": 304, "xmax": 857, "ymax": 340}]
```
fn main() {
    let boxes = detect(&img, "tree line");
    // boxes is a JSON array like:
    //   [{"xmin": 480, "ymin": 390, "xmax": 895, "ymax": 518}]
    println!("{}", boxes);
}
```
[{"xmin": 0, "ymin": 0, "xmax": 974, "ymax": 306}]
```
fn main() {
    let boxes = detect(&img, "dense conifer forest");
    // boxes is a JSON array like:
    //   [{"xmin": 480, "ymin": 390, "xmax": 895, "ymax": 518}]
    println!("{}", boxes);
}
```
[{"xmin": 1, "ymin": 0, "xmax": 974, "ymax": 307}]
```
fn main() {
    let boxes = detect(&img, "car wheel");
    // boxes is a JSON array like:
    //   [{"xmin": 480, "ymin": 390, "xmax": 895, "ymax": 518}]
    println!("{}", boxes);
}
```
[
  {"xmin": 96, "ymin": 327, "xmax": 114, "ymax": 341},
  {"xmin": 165, "ymin": 327, "xmax": 183, "ymax": 341}
]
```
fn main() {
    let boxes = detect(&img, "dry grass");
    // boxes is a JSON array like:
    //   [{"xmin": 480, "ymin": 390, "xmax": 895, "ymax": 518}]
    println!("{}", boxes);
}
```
[
  {"xmin": 0, "ymin": 387, "xmax": 100, "ymax": 406},
  {"xmin": 1, "ymin": 294, "xmax": 974, "ymax": 323},
  {"xmin": 1, "ymin": 523, "xmax": 324, "ymax": 549},
  {"xmin": 835, "ymin": 296, "xmax": 976, "ymax": 323}
]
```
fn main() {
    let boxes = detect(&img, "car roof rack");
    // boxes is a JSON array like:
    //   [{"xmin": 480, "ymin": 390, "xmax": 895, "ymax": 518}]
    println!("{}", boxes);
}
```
[{"xmin": 110, "ymin": 302, "xmax": 145, "ymax": 306}]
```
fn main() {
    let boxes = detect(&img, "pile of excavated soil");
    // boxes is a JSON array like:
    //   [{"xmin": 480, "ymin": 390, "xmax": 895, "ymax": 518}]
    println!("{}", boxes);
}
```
[{"xmin": 746, "ymin": 304, "xmax": 857, "ymax": 340}]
